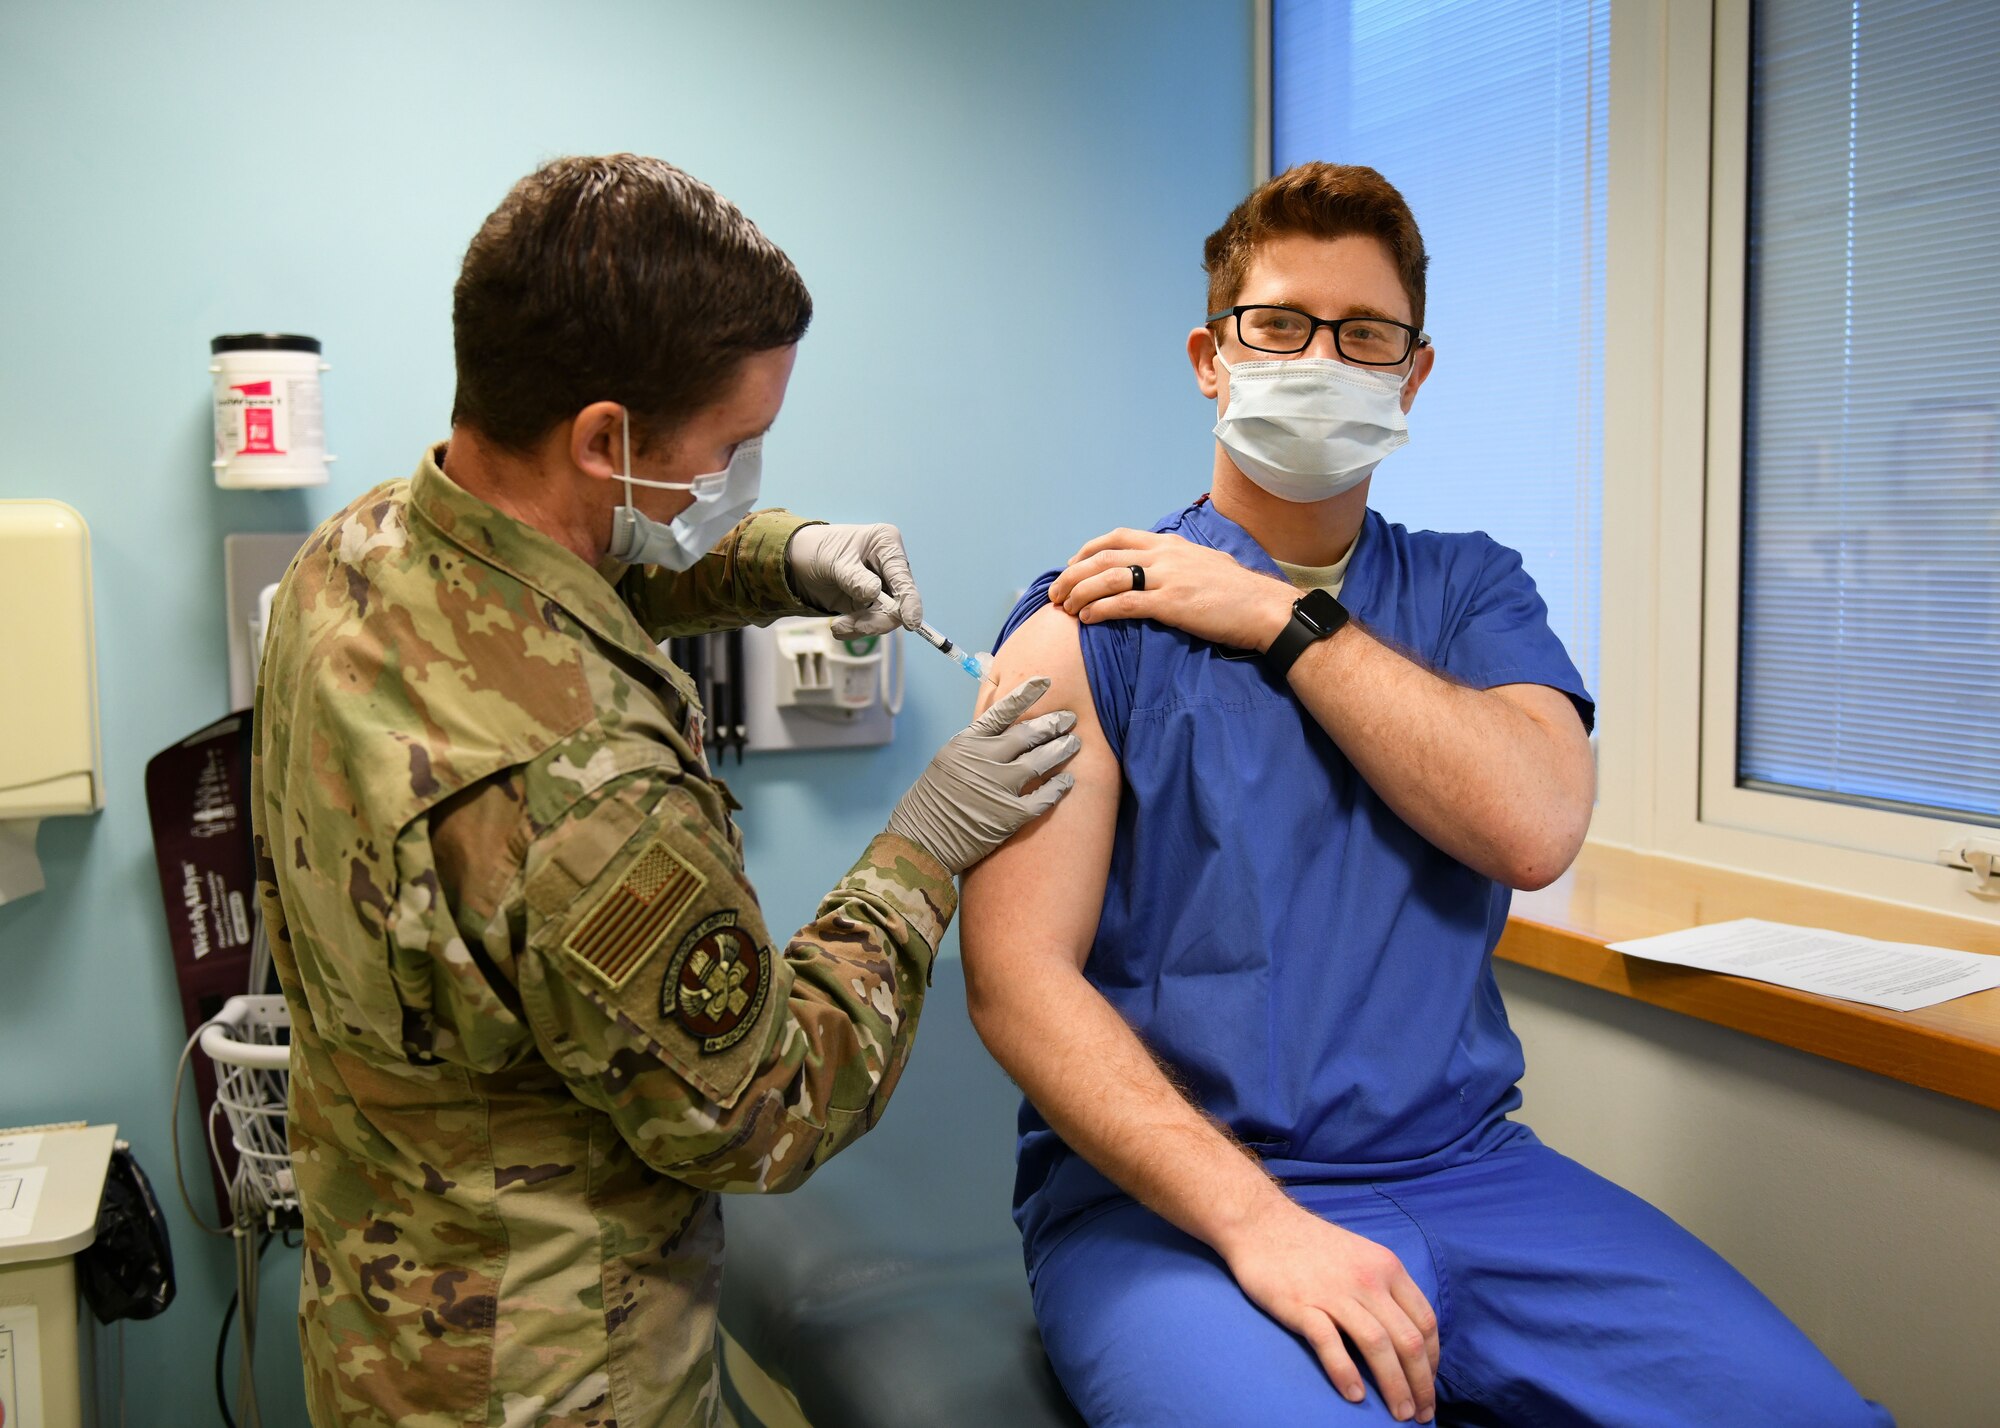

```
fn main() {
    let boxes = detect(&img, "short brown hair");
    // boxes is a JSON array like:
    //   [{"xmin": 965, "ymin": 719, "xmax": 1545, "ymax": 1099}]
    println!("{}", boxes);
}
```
[
  {"xmin": 1202, "ymin": 163, "xmax": 1428, "ymax": 328},
  {"xmin": 451, "ymin": 154, "xmax": 812, "ymax": 452}
]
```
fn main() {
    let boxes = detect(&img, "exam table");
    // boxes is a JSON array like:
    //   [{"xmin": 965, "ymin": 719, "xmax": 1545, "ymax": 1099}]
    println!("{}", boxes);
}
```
[{"xmin": 718, "ymin": 956, "xmax": 1086, "ymax": 1428}]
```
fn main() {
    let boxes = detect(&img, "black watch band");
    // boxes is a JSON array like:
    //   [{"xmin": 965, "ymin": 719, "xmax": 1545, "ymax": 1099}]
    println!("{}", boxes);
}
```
[{"xmin": 1261, "ymin": 587, "xmax": 1349, "ymax": 679}]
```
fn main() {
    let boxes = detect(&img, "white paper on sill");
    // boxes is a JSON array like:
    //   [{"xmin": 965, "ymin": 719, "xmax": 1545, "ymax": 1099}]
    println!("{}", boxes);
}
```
[{"xmin": 1607, "ymin": 918, "xmax": 2000, "ymax": 1013}]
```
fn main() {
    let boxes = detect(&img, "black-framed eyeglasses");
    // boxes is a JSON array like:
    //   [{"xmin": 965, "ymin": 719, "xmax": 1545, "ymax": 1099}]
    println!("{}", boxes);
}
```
[{"xmin": 1206, "ymin": 305, "xmax": 1429, "ymax": 365}]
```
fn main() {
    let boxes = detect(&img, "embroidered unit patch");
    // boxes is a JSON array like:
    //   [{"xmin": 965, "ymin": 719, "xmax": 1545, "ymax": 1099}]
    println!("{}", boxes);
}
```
[
  {"xmin": 663, "ymin": 910, "xmax": 770, "ymax": 1054},
  {"xmin": 564, "ymin": 840, "xmax": 707, "ymax": 989}
]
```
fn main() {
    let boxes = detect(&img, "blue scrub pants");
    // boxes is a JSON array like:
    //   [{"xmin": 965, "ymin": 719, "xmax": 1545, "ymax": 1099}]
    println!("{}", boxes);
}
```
[{"xmin": 1032, "ymin": 1134, "xmax": 1891, "ymax": 1427}]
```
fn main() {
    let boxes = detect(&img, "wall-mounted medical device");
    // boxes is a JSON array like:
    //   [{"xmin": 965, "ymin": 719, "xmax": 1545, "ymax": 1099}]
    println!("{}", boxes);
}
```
[
  {"xmin": 0, "ymin": 500, "xmax": 104, "ymax": 903},
  {"xmin": 773, "ymin": 620, "xmax": 898, "ymax": 721},
  {"xmin": 664, "ymin": 619, "xmax": 900, "ymax": 756},
  {"xmin": 222, "ymin": 532, "xmax": 309, "ymax": 710}
]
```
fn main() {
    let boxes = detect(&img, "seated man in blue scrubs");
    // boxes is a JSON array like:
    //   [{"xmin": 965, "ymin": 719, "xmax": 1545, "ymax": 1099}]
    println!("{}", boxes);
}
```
[{"xmin": 959, "ymin": 163, "xmax": 1890, "ymax": 1427}]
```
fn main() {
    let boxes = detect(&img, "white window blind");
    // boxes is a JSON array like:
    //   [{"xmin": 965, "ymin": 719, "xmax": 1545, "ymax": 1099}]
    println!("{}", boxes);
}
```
[
  {"xmin": 1271, "ymin": 0, "xmax": 1607, "ymax": 699},
  {"xmin": 1740, "ymin": 0, "xmax": 2000, "ymax": 824}
]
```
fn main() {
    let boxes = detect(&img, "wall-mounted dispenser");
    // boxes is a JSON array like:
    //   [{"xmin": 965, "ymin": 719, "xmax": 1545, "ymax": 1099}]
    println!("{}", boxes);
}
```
[
  {"xmin": 210, "ymin": 333, "xmax": 332, "ymax": 489},
  {"xmin": 0, "ymin": 500, "xmax": 104, "ymax": 903}
]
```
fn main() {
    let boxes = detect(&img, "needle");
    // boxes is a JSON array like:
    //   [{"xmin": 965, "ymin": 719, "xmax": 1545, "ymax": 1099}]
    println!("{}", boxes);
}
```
[{"xmin": 871, "ymin": 593, "xmax": 991, "ymax": 681}]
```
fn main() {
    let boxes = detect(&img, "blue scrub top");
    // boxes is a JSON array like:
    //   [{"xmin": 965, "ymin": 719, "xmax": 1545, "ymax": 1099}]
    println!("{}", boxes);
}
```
[{"xmin": 995, "ymin": 498, "xmax": 1595, "ymax": 1273}]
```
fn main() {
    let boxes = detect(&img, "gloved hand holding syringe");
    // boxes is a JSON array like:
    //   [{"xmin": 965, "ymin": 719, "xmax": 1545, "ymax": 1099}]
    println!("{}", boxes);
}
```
[{"xmin": 871, "ymin": 592, "xmax": 996, "ymax": 683}]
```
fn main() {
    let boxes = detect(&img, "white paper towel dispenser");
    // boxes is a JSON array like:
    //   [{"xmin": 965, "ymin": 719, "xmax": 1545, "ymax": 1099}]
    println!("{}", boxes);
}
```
[{"xmin": 0, "ymin": 500, "xmax": 103, "ymax": 901}]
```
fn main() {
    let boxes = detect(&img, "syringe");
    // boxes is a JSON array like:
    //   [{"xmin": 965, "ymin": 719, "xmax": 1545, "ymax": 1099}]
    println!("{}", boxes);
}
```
[{"xmin": 871, "ymin": 592, "xmax": 991, "ymax": 681}]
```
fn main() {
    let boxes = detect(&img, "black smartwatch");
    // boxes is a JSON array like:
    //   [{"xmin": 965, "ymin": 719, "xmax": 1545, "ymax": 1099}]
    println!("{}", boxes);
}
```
[{"xmin": 1261, "ymin": 587, "xmax": 1349, "ymax": 679}]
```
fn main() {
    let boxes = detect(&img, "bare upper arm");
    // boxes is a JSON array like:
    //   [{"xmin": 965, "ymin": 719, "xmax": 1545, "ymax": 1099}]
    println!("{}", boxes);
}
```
[
  {"xmin": 962, "ymin": 603, "xmax": 1120, "ymax": 998},
  {"xmin": 1488, "ymin": 682, "xmax": 1596, "ymax": 887},
  {"xmin": 1489, "ymin": 683, "xmax": 1595, "ymax": 797}
]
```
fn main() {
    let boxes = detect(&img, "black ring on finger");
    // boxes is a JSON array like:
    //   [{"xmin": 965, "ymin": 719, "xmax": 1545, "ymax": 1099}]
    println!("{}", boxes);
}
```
[{"xmin": 1129, "ymin": 564, "xmax": 1147, "ymax": 592}]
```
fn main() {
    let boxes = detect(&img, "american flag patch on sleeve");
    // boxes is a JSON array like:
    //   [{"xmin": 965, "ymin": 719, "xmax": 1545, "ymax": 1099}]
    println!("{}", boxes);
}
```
[{"xmin": 563, "ymin": 839, "xmax": 708, "ymax": 990}]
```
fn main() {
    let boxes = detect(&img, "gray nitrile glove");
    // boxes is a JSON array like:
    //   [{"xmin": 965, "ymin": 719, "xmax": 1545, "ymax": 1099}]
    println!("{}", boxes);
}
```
[
  {"xmin": 787, "ymin": 522, "xmax": 922, "ymax": 638},
  {"xmin": 887, "ymin": 678, "xmax": 1082, "ymax": 875}
]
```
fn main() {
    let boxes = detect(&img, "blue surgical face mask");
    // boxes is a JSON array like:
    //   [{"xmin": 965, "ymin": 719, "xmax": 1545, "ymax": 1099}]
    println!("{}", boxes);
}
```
[
  {"xmin": 1213, "ymin": 353, "xmax": 1414, "ymax": 503},
  {"xmin": 604, "ymin": 409, "xmax": 763, "ymax": 571}
]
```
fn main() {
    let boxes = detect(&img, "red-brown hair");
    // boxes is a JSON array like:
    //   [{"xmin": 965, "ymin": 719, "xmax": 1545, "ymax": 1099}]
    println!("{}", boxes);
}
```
[{"xmin": 1202, "ymin": 163, "xmax": 1428, "ymax": 327}]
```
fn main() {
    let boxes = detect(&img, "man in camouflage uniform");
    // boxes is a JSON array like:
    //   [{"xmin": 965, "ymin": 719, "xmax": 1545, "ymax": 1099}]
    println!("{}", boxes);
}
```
[{"xmin": 251, "ymin": 155, "xmax": 1079, "ymax": 1428}]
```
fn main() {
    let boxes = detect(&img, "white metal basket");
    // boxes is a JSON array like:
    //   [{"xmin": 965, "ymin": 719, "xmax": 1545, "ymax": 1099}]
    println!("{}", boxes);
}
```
[{"xmin": 198, "ymin": 994, "xmax": 297, "ymax": 1222}]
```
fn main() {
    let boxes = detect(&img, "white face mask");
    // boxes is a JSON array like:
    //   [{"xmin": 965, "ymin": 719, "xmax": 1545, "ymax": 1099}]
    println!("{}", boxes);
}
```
[
  {"xmin": 1213, "ymin": 354, "xmax": 1414, "ymax": 503},
  {"xmin": 604, "ymin": 409, "xmax": 763, "ymax": 571}
]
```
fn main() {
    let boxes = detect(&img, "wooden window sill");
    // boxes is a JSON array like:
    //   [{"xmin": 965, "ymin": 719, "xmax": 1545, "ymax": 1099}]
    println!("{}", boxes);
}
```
[{"xmin": 1498, "ymin": 843, "xmax": 2000, "ymax": 1112}]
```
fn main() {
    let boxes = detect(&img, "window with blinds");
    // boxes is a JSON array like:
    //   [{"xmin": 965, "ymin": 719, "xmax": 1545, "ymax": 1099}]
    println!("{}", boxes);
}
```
[
  {"xmin": 1271, "ymin": 0, "xmax": 1608, "ymax": 700},
  {"xmin": 1739, "ymin": 0, "xmax": 2000, "ymax": 825}
]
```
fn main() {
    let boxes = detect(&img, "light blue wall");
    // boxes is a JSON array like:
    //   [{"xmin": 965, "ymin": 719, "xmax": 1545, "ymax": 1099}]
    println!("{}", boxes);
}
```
[{"xmin": 0, "ymin": 0, "xmax": 1250, "ymax": 1418}]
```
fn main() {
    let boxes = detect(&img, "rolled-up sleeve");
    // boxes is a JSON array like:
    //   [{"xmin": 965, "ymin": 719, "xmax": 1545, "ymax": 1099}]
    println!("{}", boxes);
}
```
[{"xmin": 1437, "ymin": 539, "xmax": 1595, "ymax": 733}]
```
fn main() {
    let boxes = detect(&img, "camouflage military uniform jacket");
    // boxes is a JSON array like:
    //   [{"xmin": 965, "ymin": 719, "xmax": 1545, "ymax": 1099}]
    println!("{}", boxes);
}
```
[{"xmin": 252, "ymin": 445, "xmax": 955, "ymax": 1428}]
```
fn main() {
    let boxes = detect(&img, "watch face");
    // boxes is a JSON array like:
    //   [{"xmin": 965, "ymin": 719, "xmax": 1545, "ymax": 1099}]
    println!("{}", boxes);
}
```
[{"xmin": 1296, "ymin": 587, "xmax": 1342, "ymax": 636}]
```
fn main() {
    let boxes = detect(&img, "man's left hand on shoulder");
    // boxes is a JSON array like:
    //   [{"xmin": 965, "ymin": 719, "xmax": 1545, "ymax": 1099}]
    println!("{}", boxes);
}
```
[{"xmin": 1050, "ymin": 528, "xmax": 1295, "ymax": 651}]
